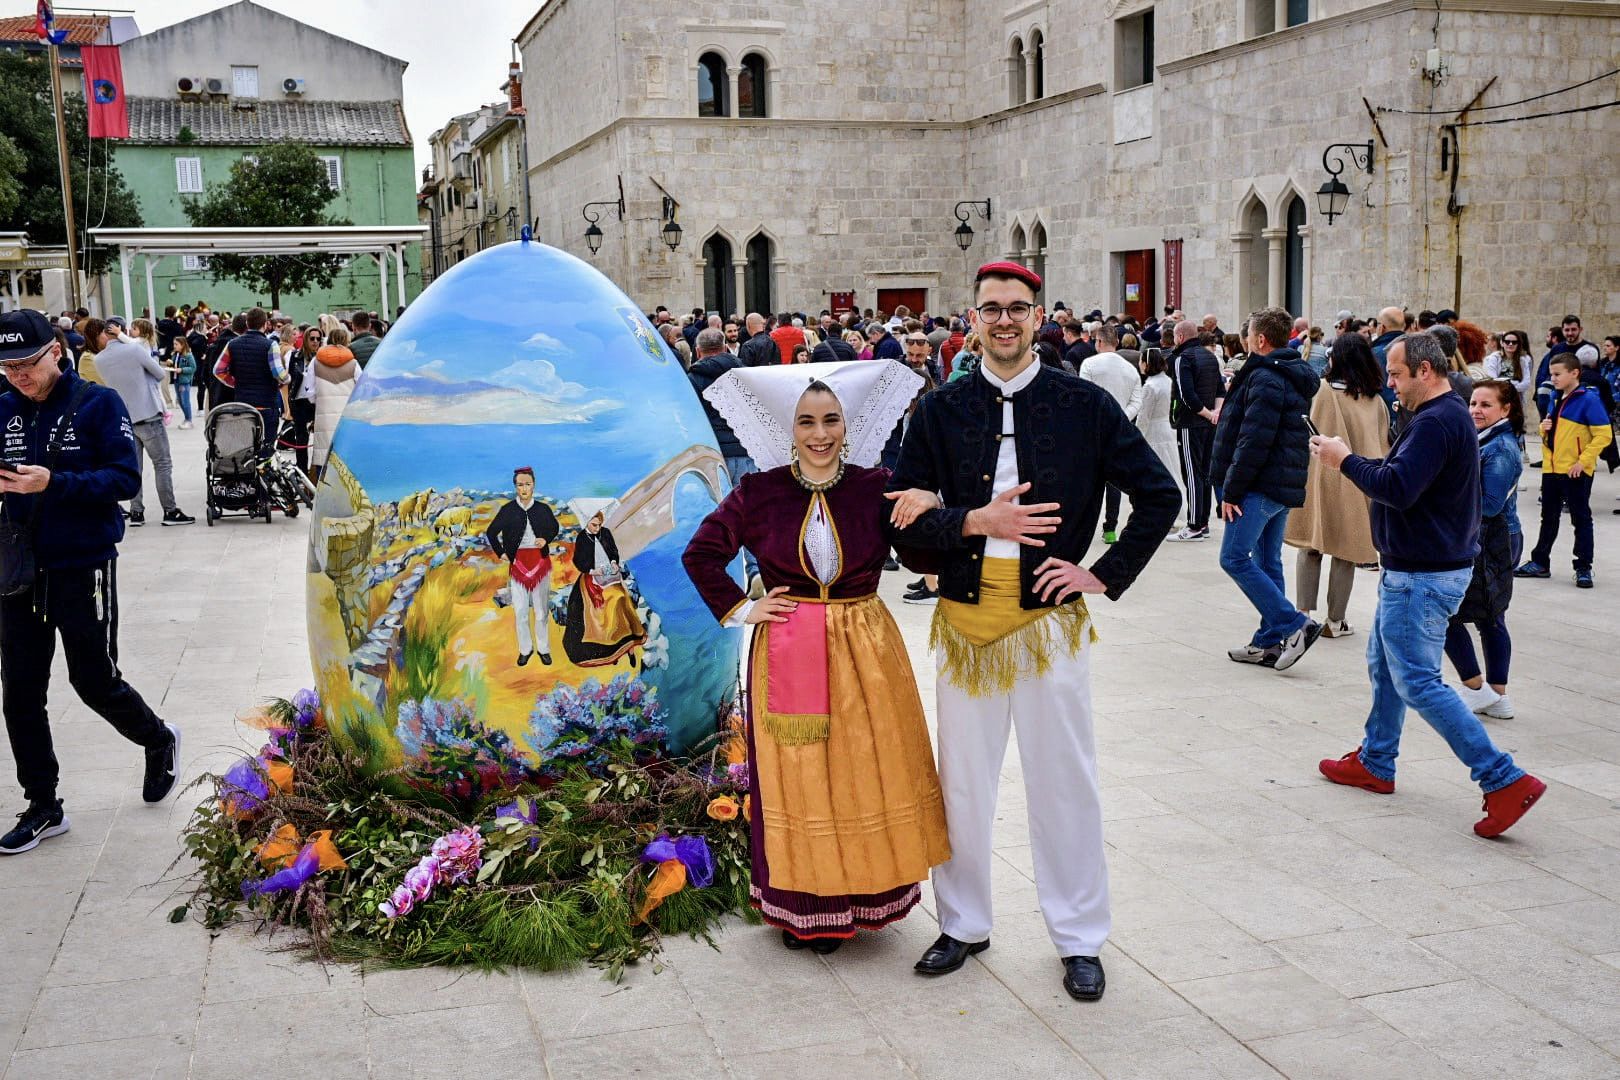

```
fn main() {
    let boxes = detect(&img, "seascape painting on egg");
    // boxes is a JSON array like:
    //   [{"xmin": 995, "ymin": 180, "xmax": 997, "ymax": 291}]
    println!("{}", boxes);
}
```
[{"xmin": 305, "ymin": 241, "xmax": 742, "ymax": 799}]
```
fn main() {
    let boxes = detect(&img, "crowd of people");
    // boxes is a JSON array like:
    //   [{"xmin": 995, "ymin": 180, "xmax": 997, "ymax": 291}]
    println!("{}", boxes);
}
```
[{"xmin": 671, "ymin": 258, "xmax": 1610, "ymax": 999}]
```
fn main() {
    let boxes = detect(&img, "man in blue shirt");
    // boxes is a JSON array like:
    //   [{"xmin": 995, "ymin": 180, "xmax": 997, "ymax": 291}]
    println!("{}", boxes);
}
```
[{"xmin": 1310, "ymin": 332, "xmax": 1544, "ymax": 838}]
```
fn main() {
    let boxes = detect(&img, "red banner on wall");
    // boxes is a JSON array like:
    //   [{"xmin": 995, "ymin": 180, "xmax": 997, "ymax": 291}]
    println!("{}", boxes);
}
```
[
  {"xmin": 1163, "ymin": 239, "xmax": 1183, "ymax": 310},
  {"xmin": 82, "ymin": 45, "xmax": 129, "ymax": 140}
]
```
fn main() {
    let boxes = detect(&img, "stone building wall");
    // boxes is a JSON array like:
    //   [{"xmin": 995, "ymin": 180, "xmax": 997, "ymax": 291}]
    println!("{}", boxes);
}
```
[{"xmin": 521, "ymin": 0, "xmax": 1620, "ymax": 332}]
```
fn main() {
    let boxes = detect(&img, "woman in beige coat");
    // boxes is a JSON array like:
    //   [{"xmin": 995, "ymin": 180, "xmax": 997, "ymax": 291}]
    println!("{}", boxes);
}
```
[{"xmin": 1284, "ymin": 333, "xmax": 1390, "ymax": 637}]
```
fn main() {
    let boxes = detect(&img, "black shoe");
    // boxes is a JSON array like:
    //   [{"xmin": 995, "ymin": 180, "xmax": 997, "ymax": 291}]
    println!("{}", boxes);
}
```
[
  {"xmin": 809, "ymin": 937, "xmax": 843, "ymax": 955},
  {"xmin": 884, "ymin": 557, "xmax": 901, "ymax": 571},
  {"xmin": 1062, "ymin": 955, "xmax": 1106, "ymax": 1001},
  {"xmin": 0, "ymin": 800, "xmax": 70, "ymax": 855},
  {"xmin": 128, "ymin": 511, "xmax": 145, "ymax": 526},
  {"xmin": 1575, "ymin": 569, "xmax": 1594, "ymax": 589},
  {"xmin": 517, "ymin": 652, "xmax": 531, "ymax": 667},
  {"xmin": 914, "ymin": 933, "xmax": 989, "ymax": 975},
  {"xmin": 539, "ymin": 653, "xmax": 553, "ymax": 666},
  {"xmin": 161, "ymin": 508, "xmax": 196, "ymax": 526},
  {"xmin": 782, "ymin": 930, "xmax": 809, "ymax": 951},
  {"xmin": 903, "ymin": 585, "xmax": 939, "ymax": 606},
  {"xmin": 142, "ymin": 722, "xmax": 181, "ymax": 803},
  {"xmin": 907, "ymin": 578, "xmax": 926, "ymax": 591}
]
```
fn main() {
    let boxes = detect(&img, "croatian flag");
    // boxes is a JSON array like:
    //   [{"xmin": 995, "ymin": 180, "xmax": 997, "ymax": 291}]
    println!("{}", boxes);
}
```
[
  {"xmin": 82, "ymin": 45, "xmax": 129, "ymax": 139},
  {"xmin": 35, "ymin": 0, "xmax": 68, "ymax": 43}
]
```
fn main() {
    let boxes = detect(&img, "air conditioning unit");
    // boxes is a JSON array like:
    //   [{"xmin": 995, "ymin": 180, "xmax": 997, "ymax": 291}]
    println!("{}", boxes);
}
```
[
  {"xmin": 282, "ymin": 77, "xmax": 305, "ymax": 96},
  {"xmin": 203, "ymin": 76, "xmax": 226, "ymax": 96},
  {"xmin": 176, "ymin": 76, "xmax": 204, "ymax": 96}
]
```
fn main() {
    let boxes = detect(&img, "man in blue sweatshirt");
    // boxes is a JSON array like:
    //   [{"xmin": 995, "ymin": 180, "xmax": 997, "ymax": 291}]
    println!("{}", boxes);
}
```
[
  {"xmin": 1309, "ymin": 332, "xmax": 1544, "ymax": 838},
  {"xmin": 0, "ymin": 310, "xmax": 181, "ymax": 856}
]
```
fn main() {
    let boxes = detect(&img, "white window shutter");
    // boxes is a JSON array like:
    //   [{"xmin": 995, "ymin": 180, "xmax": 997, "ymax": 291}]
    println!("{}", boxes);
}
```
[
  {"xmin": 321, "ymin": 156, "xmax": 342, "ymax": 191},
  {"xmin": 176, "ymin": 157, "xmax": 202, "ymax": 193},
  {"xmin": 232, "ymin": 66, "xmax": 258, "ymax": 98}
]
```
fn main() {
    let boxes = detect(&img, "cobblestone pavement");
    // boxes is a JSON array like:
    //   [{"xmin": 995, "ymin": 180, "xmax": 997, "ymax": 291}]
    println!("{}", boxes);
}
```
[{"xmin": 3, "ymin": 422, "xmax": 1618, "ymax": 1079}]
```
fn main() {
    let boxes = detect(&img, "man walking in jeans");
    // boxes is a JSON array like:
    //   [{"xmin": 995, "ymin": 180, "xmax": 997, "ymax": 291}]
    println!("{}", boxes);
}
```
[
  {"xmin": 1210, "ymin": 307, "xmax": 1322, "ymax": 670},
  {"xmin": 0, "ymin": 310, "xmax": 182, "ymax": 855},
  {"xmin": 92, "ymin": 318, "xmax": 193, "ymax": 526},
  {"xmin": 1312, "ymin": 333, "xmax": 1544, "ymax": 837}
]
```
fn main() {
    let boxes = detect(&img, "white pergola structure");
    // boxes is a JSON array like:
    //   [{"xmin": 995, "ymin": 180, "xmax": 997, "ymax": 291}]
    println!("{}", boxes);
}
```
[{"xmin": 88, "ymin": 226, "xmax": 428, "ymax": 320}]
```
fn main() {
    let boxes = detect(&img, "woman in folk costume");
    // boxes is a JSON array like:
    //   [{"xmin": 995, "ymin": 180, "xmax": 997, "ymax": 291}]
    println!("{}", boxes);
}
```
[
  {"xmin": 682, "ymin": 361, "xmax": 951, "ymax": 953},
  {"xmin": 562, "ymin": 498, "xmax": 647, "ymax": 669}
]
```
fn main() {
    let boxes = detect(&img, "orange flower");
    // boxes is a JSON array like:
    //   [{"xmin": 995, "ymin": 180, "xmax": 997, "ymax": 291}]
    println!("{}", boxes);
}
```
[
  {"xmin": 741, "ymin": 794, "xmax": 751, "ymax": 823},
  {"xmin": 706, "ymin": 795, "xmax": 740, "ymax": 821}
]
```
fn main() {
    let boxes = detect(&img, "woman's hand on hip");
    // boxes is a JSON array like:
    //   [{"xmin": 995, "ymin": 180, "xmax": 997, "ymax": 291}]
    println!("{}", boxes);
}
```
[{"xmin": 745, "ymin": 586, "xmax": 798, "ymax": 625}]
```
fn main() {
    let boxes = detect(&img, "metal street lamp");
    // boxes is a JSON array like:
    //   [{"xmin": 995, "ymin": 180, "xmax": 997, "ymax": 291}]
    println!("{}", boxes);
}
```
[
  {"xmin": 953, "ymin": 198, "xmax": 992, "ymax": 249},
  {"xmin": 581, "ymin": 185, "xmax": 626, "ymax": 257},
  {"xmin": 1317, "ymin": 141, "xmax": 1375, "ymax": 225},
  {"xmin": 660, "ymin": 194, "xmax": 683, "ymax": 252}
]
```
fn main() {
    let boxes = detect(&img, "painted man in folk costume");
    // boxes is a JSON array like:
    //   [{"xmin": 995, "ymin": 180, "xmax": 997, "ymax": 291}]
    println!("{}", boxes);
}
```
[
  {"xmin": 562, "ymin": 498, "xmax": 646, "ymax": 669},
  {"xmin": 889, "ymin": 262, "xmax": 1180, "ymax": 1000},
  {"xmin": 485, "ymin": 466, "xmax": 560, "ymax": 666},
  {"xmin": 683, "ymin": 361, "xmax": 951, "ymax": 952}
]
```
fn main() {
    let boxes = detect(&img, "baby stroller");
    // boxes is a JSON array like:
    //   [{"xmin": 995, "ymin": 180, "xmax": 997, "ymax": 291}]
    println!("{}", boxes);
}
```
[{"xmin": 203, "ymin": 404, "xmax": 312, "ymax": 524}]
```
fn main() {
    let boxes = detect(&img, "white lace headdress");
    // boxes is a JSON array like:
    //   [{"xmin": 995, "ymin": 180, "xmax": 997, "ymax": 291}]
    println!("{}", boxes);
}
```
[{"xmin": 703, "ymin": 360, "xmax": 923, "ymax": 471}]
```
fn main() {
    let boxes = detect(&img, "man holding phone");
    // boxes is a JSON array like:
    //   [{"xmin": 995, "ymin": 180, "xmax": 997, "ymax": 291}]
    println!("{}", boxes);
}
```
[{"xmin": 0, "ymin": 310, "xmax": 182, "ymax": 855}]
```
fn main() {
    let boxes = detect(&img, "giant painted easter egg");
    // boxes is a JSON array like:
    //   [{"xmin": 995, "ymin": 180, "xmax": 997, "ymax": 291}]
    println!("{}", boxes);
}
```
[{"xmin": 306, "ymin": 240, "xmax": 741, "ymax": 797}]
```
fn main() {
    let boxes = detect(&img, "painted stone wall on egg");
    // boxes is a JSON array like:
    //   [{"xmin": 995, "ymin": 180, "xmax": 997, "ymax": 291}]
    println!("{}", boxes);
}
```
[{"xmin": 306, "ymin": 240, "xmax": 741, "ymax": 800}]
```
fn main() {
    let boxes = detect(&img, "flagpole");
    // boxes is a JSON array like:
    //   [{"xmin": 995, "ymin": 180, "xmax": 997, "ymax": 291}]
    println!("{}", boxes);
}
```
[{"xmin": 45, "ymin": 39, "xmax": 83, "ymax": 310}]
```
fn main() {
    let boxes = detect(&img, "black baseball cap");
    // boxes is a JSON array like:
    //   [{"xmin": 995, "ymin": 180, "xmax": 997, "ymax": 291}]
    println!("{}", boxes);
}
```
[{"xmin": 0, "ymin": 309, "xmax": 55, "ymax": 362}]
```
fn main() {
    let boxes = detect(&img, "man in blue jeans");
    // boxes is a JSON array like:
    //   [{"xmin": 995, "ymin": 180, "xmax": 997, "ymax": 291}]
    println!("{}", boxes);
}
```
[
  {"xmin": 1311, "ymin": 333, "xmax": 1545, "ymax": 838},
  {"xmin": 1210, "ymin": 306, "xmax": 1322, "ymax": 671}
]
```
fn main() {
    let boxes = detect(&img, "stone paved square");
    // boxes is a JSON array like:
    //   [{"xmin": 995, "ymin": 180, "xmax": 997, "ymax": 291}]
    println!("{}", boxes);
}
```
[{"xmin": 2, "ymin": 428, "xmax": 1618, "ymax": 1079}]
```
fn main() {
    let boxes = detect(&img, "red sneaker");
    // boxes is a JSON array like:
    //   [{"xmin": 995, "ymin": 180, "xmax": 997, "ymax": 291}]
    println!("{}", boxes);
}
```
[
  {"xmin": 1318, "ymin": 749, "xmax": 1395, "ymax": 794},
  {"xmin": 1474, "ymin": 774, "xmax": 1547, "ymax": 838}
]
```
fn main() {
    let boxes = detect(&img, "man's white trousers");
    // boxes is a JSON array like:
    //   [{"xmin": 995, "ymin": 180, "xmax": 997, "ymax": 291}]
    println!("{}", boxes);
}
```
[
  {"xmin": 511, "ymin": 577, "xmax": 551, "ymax": 658},
  {"xmin": 932, "ymin": 640, "xmax": 1110, "ymax": 957}
]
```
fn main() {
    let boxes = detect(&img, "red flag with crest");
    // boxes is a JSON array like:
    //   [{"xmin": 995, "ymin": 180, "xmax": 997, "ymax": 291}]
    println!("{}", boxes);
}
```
[{"xmin": 82, "ymin": 45, "xmax": 129, "ymax": 139}]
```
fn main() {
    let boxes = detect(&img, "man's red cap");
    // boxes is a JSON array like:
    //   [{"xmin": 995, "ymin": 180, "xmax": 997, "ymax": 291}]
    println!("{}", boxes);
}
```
[{"xmin": 975, "ymin": 260, "xmax": 1042, "ymax": 294}]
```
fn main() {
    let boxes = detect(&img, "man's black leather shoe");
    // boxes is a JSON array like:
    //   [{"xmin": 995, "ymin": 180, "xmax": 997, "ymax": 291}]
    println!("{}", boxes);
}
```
[
  {"xmin": 1062, "ymin": 955, "xmax": 1105, "ymax": 1000},
  {"xmin": 914, "ymin": 933, "xmax": 988, "ymax": 975}
]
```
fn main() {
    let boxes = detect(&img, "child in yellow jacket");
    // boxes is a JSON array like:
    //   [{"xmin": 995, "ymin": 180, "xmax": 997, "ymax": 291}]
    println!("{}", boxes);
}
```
[{"xmin": 1517, "ymin": 355, "xmax": 1612, "ymax": 587}]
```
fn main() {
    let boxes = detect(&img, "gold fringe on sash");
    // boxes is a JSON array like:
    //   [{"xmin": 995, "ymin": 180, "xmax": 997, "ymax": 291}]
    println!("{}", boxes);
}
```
[{"xmin": 930, "ymin": 557, "xmax": 1099, "ymax": 697}]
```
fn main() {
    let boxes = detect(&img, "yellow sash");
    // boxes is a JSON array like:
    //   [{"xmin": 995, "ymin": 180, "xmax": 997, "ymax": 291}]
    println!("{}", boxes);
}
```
[{"xmin": 931, "ymin": 557, "xmax": 1096, "ymax": 697}]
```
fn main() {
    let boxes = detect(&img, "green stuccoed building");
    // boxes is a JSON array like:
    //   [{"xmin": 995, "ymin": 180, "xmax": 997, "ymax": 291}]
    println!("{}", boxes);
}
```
[{"xmin": 102, "ymin": 1, "xmax": 420, "ymax": 322}]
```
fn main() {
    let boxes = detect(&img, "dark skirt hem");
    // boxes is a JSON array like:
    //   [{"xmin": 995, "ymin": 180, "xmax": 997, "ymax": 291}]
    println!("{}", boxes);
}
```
[{"xmin": 749, "ymin": 883, "xmax": 923, "ymax": 940}]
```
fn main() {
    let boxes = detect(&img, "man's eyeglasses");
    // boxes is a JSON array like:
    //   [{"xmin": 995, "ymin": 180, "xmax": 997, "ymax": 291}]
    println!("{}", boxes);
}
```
[
  {"xmin": 0, "ymin": 349, "xmax": 51, "ymax": 376},
  {"xmin": 975, "ymin": 302, "xmax": 1034, "ymax": 324},
  {"xmin": 905, "ymin": 337, "xmax": 929, "ymax": 345}
]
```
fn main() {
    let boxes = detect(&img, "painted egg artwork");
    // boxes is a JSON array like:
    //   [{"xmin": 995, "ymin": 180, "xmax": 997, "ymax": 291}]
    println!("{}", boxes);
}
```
[{"xmin": 306, "ymin": 240, "xmax": 741, "ymax": 799}]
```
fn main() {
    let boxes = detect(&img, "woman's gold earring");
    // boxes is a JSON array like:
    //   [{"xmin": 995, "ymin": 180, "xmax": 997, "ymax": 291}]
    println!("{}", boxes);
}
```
[
  {"xmin": 839, "ymin": 443, "xmax": 850, "ymax": 462},
  {"xmin": 790, "ymin": 445, "xmax": 800, "ymax": 463}
]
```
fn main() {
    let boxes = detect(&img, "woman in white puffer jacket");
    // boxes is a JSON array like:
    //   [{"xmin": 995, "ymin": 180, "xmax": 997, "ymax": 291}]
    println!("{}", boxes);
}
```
[{"xmin": 310, "ymin": 325, "xmax": 358, "ymax": 478}]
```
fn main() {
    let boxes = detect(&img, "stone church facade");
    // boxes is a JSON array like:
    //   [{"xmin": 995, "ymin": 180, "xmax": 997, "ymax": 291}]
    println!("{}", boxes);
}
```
[{"xmin": 519, "ymin": 0, "xmax": 1618, "ymax": 331}]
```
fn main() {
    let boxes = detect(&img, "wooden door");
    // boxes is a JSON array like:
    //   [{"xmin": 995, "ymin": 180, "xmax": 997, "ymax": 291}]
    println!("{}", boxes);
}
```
[
  {"xmin": 876, "ymin": 288, "xmax": 927, "ymax": 320},
  {"xmin": 1121, "ymin": 250, "xmax": 1155, "ymax": 324}
]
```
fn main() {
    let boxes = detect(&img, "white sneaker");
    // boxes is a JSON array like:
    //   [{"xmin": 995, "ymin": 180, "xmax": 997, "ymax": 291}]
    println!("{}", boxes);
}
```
[
  {"xmin": 1455, "ymin": 683, "xmax": 1501, "ymax": 714},
  {"xmin": 1167, "ymin": 527, "xmax": 1209, "ymax": 542},
  {"xmin": 1321, "ymin": 619, "xmax": 1354, "ymax": 638},
  {"xmin": 1483, "ymin": 694, "xmax": 1515, "ymax": 719}
]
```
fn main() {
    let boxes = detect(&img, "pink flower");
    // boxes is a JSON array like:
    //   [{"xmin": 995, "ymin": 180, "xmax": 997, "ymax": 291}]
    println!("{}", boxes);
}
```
[
  {"xmin": 430, "ymin": 826, "xmax": 484, "ymax": 884},
  {"xmin": 379, "ymin": 884, "xmax": 415, "ymax": 919},
  {"xmin": 403, "ymin": 858, "xmax": 441, "ymax": 901}
]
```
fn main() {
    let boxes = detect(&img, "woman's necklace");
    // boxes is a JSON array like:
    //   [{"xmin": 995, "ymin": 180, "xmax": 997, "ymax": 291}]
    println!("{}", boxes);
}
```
[{"xmin": 791, "ymin": 460, "xmax": 845, "ymax": 492}]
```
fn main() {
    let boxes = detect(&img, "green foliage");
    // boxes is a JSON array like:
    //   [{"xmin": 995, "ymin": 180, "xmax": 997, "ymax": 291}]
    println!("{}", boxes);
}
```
[
  {"xmin": 181, "ymin": 700, "xmax": 753, "ymax": 980},
  {"xmin": 0, "ymin": 133, "xmax": 24, "ymax": 221},
  {"xmin": 177, "ymin": 125, "xmax": 196, "ymax": 145},
  {"xmin": 181, "ymin": 142, "xmax": 352, "ymax": 307},
  {"xmin": 0, "ymin": 51, "xmax": 143, "ymax": 274}
]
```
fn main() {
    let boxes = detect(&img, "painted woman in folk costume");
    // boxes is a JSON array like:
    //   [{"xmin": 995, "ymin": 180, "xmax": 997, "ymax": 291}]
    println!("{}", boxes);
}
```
[
  {"xmin": 561, "ymin": 498, "xmax": 646, "ymax": 669},
  {"xmin": 682, "ymin": 361, "xmax": 950, "ymax": 953}
]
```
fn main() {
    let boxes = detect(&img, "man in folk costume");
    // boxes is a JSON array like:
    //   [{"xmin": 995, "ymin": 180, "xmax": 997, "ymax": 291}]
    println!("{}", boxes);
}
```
[
  {"xmin": 485, "ymin": 467, "xmax": 560, "ymax": 666},
  {"xmin": 889, "ymin": 262, "xmax": 1180, "ymax": 999}
]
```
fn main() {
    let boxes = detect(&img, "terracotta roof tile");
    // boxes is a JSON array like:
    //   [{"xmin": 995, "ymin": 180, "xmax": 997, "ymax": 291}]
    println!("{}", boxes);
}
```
[
  {"xmin": 126, "ymin": 97, "xmax": 411, "ymax": 147},
  {"xmin": 0, "ymin": 13, "xmax": 108, "ymax": 46}
]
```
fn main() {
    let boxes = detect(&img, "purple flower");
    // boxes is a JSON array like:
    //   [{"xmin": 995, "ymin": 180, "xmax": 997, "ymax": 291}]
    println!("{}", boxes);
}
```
[
  {"xmin": 673, "ymin": 835, "xmax": 715, "ymax": 889},
  {"xmin": 221, "ymin": 755, "xmax": 271, "ymax": 815},
  {"xmin": 641, "ymin": 833, "xmax": 677, "ymax": 864},
  {"xmin": 726, "ymin": 762, "xmax": 749, "ymax": 790},
  {"xmin": 403, "ymin": 857, "xmax": 441, "ymax": 901},
  {"xmin": 429, "ymin": 826, "xmax": 484, "ymax": 884},
  {"xmin": 379, "ymin": 884, "xmax": 415, "ymax": 919},
  {"xmin": 291, "ymin": 688, "xmax": 320, "ymax": 727}
]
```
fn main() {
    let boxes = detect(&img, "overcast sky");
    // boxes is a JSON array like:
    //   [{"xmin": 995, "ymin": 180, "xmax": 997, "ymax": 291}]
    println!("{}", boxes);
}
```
[{"xmin": 136, "ymin": 0, "xmax": 539, "ymax": 176}]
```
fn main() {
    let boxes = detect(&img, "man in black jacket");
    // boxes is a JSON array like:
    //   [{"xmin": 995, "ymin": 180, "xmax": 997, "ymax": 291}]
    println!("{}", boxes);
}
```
[
  {"xmin": 0, "ymin": 311, "xmax": 181, "ymax": 856},
  {"xmin": 485, "ymin": 468, "xmax": 560, "ymax": 666},
  {"xmin": 1166, "ymin": 320, "xmax": 1223, "ymax": 540},
  {"xmin": 1211, "ymin": 306, "xmax": 1322, "ymax": 671},
  {"xmin": 890, "ymin": 261, "xmax": 1179, "ymax": 1003}
]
